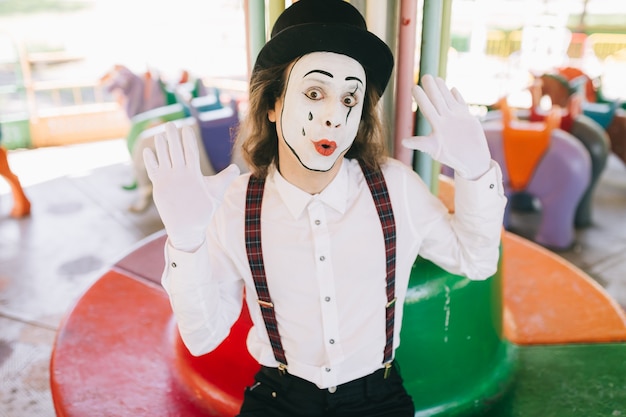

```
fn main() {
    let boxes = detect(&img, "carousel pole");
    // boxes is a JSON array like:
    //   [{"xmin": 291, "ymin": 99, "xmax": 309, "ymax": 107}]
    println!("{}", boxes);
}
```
[
  {"xmin": 267, "ymin": 0, "xmax": 286, "ymax": 30},
  {"xmin": 361, "ymin": 0, "xmax": 399, "ymax": 157},
  {"xmin": 438, "ymin": 0, "xmax": 452, "ymax": 80},
  {"xmin": 393, "ymin": 0, "xmax": 419, "ymax": 166},
  {"xmin": 244, "ymin": 0, "xmax": 266, "ymax": 80},
  {"xmin": 412, "ymin": 0, "xmax": 444, "ymax": 192},
  {"xmin": 429, "ymin": 0, "xmax": 453, "ymax": 194}
]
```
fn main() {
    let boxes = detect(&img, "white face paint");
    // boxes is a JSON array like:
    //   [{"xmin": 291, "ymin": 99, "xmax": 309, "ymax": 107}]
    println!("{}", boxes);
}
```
[{"xmin": 279, "ymin": 52, "xmax": 366, "ymax": 172}]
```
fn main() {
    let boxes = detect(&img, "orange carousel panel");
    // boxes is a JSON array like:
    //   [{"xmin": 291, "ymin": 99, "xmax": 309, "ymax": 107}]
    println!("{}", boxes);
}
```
[{"xmin": 502, "ymin": 232, "xmax": 626, "ymax": 344}]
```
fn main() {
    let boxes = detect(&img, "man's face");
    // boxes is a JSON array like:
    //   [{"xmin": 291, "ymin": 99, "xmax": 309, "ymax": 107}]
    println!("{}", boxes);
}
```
[{"xmin": 272, "ymin": 52, "xmax": 366, "ymax": 172}]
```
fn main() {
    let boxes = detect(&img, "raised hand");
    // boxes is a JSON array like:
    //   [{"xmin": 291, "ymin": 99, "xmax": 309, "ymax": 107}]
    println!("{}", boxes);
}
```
[
  {"xmin": 143, "ymin": 122, "xmax": 240, "ymax": 251},
  {"xmin": 402, "ymin": 74, "xmax": 491, "ymax": 180}
]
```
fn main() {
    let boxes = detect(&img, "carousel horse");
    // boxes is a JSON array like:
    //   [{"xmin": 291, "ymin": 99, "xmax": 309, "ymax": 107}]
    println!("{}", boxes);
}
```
[
  {"xmin": 541, "ymin": 67, "xmax": 626, "ymax": 166},
  {"xmin": 537, "ymin": 67, "xmax": 620, "ymax": 130},
  {"xmin": 159, "ymin": 69, "xmax": 208, "ymax": 105},
  {"xmin": 0, "ymin": 142, "xmax": 30, "ymax": 218},
  {"xmin": 101, "ymin": 65, "xmax": 167, "ymax": 120},
  {"xmin": 100, "ymin": 65, "xmax": 208, "ymax": 155},
  {"xmin": 126, "ymin": 83, "xmax": 235, "ymax": 212},
  {"xmin": 606, "ymin": 111, "xmax": 626, "ymax": 164},
  {"xmin": 485, "ymin": 99, "xmax": 591, "ymax": 250},
  {"xmin": 101, "ymin": 66, "xmax": 224, "ymax": 211},
  {"xmin": 126, "ymin": 91, "xmax": 240, "ymax": 212},
  {"xmin": 529, "ymin": 73, "xmax": 611, "ymax": 227}
]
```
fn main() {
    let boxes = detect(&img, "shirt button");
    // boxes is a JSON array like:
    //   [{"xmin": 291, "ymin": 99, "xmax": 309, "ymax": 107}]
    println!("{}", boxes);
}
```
[
  {"xmin": 329, "ymin": 339, "xmax": 335, "ymax": 344},
  {"xmin": 171, "ymin": 262, "xmax": 177, "ymax": 268},
  {"xmin": 315, "ymin": 219, "xmax": 321, "ymax": 225},
  {"xmin": 324, "ymin": 296, "xmax": 331, "ymax": 302},
  {"xmin": 319, "ymin": 255, "xmax": 325, "ymax": 262},
  {"xmin": 489, "ymin": 183, "xmax": 495, "ymax": 189},
  {"xmin": 325, "ymin": 367, "xmax": 331, "ymax": 372},
  {"xmin": 328, "ymin": 386, "xmax": 337, "ymax": 394}
]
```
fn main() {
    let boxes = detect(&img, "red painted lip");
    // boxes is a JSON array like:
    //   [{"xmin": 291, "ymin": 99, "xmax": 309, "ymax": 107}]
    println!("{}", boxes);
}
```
[{"xmin": 313, "ymin": 139, "xmax": 337, "ymax": 156}]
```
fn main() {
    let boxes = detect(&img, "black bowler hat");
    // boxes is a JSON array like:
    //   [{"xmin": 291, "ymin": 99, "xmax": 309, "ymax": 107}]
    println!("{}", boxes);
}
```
[{"xmin": 253, "ymin": 0, "xmax": 394, "ymax": 98}]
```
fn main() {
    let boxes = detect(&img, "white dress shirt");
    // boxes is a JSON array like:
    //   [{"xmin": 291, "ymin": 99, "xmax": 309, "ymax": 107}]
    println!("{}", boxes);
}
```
[{"xmin": 162, "ymin": 157, "xmax": 506, "ymax": 389}]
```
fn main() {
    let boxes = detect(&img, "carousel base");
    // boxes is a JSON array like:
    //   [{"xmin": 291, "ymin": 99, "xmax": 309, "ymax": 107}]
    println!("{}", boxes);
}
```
[{"xmin": 50, "ymin": 226, "xmax": 626, "ymax": 416}]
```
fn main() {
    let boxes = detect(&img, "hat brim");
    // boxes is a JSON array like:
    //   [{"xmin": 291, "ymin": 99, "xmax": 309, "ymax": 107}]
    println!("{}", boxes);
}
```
[{"xmin": 254, "ymin": 23, "xmax": 394, "ymax": 96}]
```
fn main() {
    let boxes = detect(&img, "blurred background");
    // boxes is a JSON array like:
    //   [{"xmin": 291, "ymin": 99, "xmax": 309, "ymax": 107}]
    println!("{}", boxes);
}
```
[{"xmin": 1, "ymin": 0, "xmax": 625, "ymax": 150}]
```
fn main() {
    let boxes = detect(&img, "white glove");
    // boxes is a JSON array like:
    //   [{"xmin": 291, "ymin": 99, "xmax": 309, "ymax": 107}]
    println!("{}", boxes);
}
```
[
  {"xmin": 143, "ymin": 122, "xmax": 240, "ymax": 251},
  {"xmin": 402, "ymin": 74, "xmax": 491, "ymax": 180}
]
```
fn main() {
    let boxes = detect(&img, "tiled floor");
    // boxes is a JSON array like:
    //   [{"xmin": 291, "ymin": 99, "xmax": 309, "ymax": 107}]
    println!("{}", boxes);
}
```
[{"xmin": 0, "ymin": 138, "xmax": 625, "ymax": 416}]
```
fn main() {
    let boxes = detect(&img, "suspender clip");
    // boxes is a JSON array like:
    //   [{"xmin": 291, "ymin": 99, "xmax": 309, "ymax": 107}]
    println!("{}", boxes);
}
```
[
  {"xmin": 257, "ymin": 299, "xmax": 274, "ymax": 308},
  {"xmin": 278, "ymin": 363, "xmax": 288, "ymax": 376},
  {"xmin": 383, "ymin": 362, "xmax": 393, "ymax": 379},
  {"xmin": 385, "ymin": 297, "xmax": 397, "ymax": 308}
]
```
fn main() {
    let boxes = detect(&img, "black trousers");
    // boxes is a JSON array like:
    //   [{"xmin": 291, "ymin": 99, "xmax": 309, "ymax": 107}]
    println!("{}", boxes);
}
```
[{"xmin": 236, "ymin": 362, "xmax": 415, "ymax": 417}]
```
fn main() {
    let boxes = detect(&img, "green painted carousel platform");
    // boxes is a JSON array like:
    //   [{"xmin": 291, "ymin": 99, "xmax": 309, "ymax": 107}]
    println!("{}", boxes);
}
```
[{"xmin": 485, "ymin": 343, "xmax": 626, "ymax": 417}]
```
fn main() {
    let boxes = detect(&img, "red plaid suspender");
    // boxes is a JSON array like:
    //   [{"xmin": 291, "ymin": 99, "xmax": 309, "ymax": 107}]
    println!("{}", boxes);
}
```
[
  {"xmin": 359, "ymin": 162, "xmax": 397, "ymax": 373},
  {"xmin": 244, "ymin": 162, "xmax": 396, "ymax": 373},
  {"xmin": 245, "ymin": 176, "xmax": 289, "ymax": 371}
]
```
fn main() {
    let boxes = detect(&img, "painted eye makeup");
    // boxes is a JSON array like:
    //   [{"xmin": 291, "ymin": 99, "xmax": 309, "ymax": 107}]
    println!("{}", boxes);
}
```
[
  {"xmin": 304, "ymin": 88, "xmax": 324, "ymax": 100},
  {"xmin": 303, "ymin": 87, "xmax": 360, "ymax": 108},
  {"xmin": 342, "ymin": 94, "xmax": 358, "ymax": 107}
]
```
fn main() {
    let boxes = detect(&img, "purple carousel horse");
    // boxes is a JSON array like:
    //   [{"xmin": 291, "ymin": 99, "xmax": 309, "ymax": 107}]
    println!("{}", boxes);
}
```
[
  {"xmin": 101, "ymin": 66, "xmax": 201, "ymax": 211},
  {"xmin": 101, "ymin": 65, "xmax": 166, "ymax": 119},
  {"xmin": 100, "ymin": 66, "xmax": 241, "ymax": 212}
]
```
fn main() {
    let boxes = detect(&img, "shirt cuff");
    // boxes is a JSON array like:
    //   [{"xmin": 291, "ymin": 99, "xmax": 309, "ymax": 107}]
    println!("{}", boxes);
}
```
[
  {"xmin": 454, "ymin": 160, "xmax": 505, "ymax": 212},
  {"xmin": 162, "ymin": 238, "xmax": 212, "ymax": 296}
]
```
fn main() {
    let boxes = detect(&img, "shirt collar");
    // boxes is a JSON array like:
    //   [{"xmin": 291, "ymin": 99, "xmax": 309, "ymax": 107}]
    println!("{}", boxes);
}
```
[{"xmin": 270, "ymin": 161, "xmax": 349, "ymax": 219}]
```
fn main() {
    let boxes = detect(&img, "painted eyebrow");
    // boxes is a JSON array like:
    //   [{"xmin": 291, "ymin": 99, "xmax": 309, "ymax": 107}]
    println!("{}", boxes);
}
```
[
  {"xmin": 302, "ymin": 70, "xmax": 363, "ymax": 87},
  {"xmin": 345, "ymin": 76, "xmax": 363, "ymax": 85},
  {"xmin": 304, "ymin": 69, "xmax": 333, "ymax": 78}
]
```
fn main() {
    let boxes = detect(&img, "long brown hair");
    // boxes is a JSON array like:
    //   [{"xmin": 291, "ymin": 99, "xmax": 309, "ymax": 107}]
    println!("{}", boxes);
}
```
[{"xmin": 238, "ymin": 59, "xmax": 388, "ymax": 178}]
